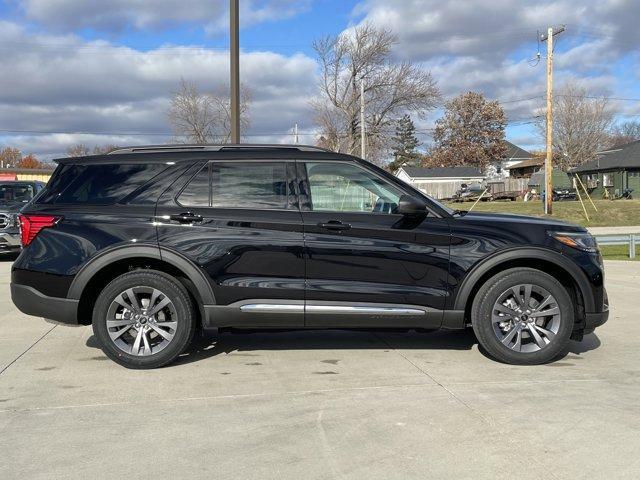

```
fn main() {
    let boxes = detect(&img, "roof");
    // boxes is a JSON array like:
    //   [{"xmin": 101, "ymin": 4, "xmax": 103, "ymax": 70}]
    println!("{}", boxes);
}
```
[
  {"xmin": 507, "ymin": 157, "xmax": 544, "ymax": 170},
  {"xmin": 572, "ymin": 139, "xmax": 640, "ymax": 173},
  {"xmin": 504, "ymin": 141, "xmax": 533, "ymax": 160},
  {"xmin": 400, "ymin": 166, "xmax": 484, "ymax": 179}
]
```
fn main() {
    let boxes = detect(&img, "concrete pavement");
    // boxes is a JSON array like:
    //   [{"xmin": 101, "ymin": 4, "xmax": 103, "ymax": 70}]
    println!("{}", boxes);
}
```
[{"xmin": 1, "ymin": 259, "xmax": 639, "ymax": 479}]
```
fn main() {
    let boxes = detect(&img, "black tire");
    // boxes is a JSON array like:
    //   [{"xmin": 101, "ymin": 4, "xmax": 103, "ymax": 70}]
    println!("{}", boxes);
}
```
[
  {"xmin": 92, "ymin": 270, "xmax": 196, "ymax": 369},
  {"xmin": 471, "ymin": 268, "xmax": 574, "ymax": 365}
]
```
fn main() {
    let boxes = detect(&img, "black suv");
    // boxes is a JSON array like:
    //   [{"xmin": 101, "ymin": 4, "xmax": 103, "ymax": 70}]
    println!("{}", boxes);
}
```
[{"xmin": 10, "ymin": 145, "xmax": 608, "ymax": 368}]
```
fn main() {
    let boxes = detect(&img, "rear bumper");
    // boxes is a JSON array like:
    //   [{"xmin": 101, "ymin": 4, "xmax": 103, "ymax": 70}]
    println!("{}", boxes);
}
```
[
  {"xmin": 0, "ymin": 231, "xmax": 21, "ymax": 252},
  {"xmin": 10, "ymin": 283, "xmax": 79, "ymax": 325}
]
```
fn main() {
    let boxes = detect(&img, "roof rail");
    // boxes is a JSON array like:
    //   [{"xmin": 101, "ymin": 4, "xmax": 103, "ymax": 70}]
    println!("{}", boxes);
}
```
[{"xmin": 108, "ymin": 144, "xmax": 331, "ymax": 155}]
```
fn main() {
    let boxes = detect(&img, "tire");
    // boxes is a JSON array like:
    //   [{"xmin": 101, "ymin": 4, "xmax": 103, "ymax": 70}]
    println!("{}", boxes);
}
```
[
  {"xmin": 471, "ymin": 268, "xmax": 574, "ymax": 365},
  {"xmin": 92, "ymin": 270, "xmax": 196, "ymax": 369}
]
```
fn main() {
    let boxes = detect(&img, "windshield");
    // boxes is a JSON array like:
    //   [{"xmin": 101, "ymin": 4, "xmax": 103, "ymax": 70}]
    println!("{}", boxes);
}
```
[{"xmin": 0, "ymin": 183, "xmax": 35, "ymax": 203}]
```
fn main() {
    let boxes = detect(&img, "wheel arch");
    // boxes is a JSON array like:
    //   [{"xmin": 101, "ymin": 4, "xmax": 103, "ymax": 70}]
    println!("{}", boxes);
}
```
[
  {"xmin": 69, "ymin": 244, "xmax": 215, "ymax": 325},
  {"xmin": 453, "ymin": 247, "xmax": 594, "ymax": 322}
]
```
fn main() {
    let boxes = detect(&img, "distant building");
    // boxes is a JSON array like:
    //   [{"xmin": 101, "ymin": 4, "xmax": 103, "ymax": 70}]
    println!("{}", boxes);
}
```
[
  {"xmin": 507, "ymin": 157, "xmax": 545, "ymax": 179},
  {"xmin": 572, "ymin": 140, "xmax": 640, "ymax": 197},
  {"xmin": 396, "ymin": 166, "xmax": 484, "ymax": 200},
  {"xmin": 0, "ymin": 168, "xmax": 54, "ymax": 182},
  {"xmin": 498, "ymin": 141, "xmax": 534, "ymax": 177}
]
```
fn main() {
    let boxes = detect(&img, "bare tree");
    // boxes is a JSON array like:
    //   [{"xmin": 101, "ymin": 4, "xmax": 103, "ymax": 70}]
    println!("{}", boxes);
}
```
[
  {"xmin": 168, "ymin": 79, "xmax": 251, "ymax": 144},
  {"xmin": 313, "ymin": 22, "xmax": 440, "ymax": 164},
  {"xmin": 429, "ymin": 92, "xmax": 507, "ymax": 168},
  {"xmin": 0, "ymin": 147, "xmax": 23, "ymax": 168},
  {"xmin": 609, "ymin": 120, "xmax": 640, "ymax": 148},
  {"xmin": 66, "ymin": 144, "xmax": 90, "ymax": 157},
  {"xmin": 537, "ymin": 82, "xmax": 615, "ymax": 170}
]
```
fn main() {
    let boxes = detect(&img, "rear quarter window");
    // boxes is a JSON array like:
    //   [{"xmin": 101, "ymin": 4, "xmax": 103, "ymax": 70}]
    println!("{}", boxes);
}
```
[{"xmin": 37, "ymin": 163, "xmax": 167, "ymax": 205}]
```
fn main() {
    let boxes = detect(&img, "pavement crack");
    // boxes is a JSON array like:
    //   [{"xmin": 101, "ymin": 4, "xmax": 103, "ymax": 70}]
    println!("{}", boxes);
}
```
[{"xmin": 0, "ymin": 325, "xmax": 57, "ymax": 376}]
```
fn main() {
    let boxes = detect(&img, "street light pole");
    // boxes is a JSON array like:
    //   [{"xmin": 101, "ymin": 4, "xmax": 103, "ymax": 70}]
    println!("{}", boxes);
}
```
[{"xmin": 230, "ymin": 0, "xmax": 240, "ymax": 144}]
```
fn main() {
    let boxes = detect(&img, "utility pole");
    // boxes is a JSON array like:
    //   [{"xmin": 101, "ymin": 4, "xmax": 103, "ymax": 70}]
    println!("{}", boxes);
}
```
[
  {"xmin": 540, "ymin": 25, "xmax": 565, "ymax": 215},
  {"xmin": 230, "ymin": 0, "xmax": 240, "ymax": 144},
  {"xmin": 293, "ymin": 123, "xmax": 299, "ymax": 144},
  {"xmin": 360, "ymin": 79, "xmax": 366, "ymax": 159}
]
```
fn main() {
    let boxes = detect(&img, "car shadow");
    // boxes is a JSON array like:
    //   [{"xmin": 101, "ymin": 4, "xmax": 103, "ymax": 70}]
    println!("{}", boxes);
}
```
[
  {"xmin": 84, "ymin": 329, "xmax": 602, "ymax": 368},
  {"xmin": 173, "ymin": 328, "xmax": 480, "ymax": 367},
  {"xmin": 85, "ymin": 328, "xmax": 479, "ymax": 367}
]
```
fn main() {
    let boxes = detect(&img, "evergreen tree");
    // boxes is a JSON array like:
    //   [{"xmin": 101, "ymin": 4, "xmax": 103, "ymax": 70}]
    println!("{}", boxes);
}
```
[{"xmin": 388, "ymin": 114, "xmax": 421, "ymax": 172}]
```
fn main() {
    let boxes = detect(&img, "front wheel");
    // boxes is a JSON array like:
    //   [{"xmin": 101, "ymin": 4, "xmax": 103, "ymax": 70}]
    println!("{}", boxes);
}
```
[
  {"xmin": 92, "ymin": 270, "xmax": 196, "ymax": 369},
  {"xmin": 471, "ymin": 268, "xmax": 574, "ymax": 365}
]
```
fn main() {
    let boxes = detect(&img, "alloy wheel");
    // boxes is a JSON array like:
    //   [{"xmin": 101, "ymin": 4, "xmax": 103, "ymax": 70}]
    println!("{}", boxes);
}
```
[
  {"xmin": 491, "ymin": 283, "xmax": 561, "ymax": 353},
  {"xmin": 106, "ymin": 286, "xmax": 178, "ymax": 356}
]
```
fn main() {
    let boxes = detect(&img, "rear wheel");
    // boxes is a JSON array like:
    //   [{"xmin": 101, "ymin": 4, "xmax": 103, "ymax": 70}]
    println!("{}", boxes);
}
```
[
  {"xmin": 471, "ymin": 268, "xmax": 574, "ymax": 364},
  {"xmin": 92, "ymin": 270, "xmax": 196, "ymax": 369}
]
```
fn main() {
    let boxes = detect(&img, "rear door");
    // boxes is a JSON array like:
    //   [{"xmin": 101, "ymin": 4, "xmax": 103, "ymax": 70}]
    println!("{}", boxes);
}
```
[
  {"xmin": 298, "ymin": 160, "xmax": 451, "ymax": 328},
  {"xmin": 156, "ymin": 159, "xmax": 305, "ymax": 327}
]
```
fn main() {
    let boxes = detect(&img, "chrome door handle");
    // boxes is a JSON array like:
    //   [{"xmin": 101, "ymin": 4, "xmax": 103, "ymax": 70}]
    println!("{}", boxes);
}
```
[{"xmin": 169, "ymin": 212, "xmax": 203, "ymax": 224}]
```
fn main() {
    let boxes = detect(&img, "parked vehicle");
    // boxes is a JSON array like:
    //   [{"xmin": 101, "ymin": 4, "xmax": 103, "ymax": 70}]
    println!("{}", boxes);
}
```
[
  {"xmin": 613, "ymin": 188, "xmax": 633, "ymax": 200},
  {"xmin": 11, "ymin": 145, "xmax": 608, "ymax": 368},
  {"xmin": 0, "ymin": 180, "xmax": 46, "ymax": 254},
  {"xmin": 552, "ymin": 188, "xmax": 577, "ymax": 202}
]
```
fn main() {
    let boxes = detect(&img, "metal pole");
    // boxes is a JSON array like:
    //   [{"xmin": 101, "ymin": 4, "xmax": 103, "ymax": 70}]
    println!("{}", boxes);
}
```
[
  {"xmin": 360, "ymin": 79, "xmax": 366, "ymax": 160},
  {"xmin": 230, "ymin": 0, "xmax": 240, "ymax": 144},
  {"xmin": 294, "ymin": 123, "xmax": 299, "ymax": 144},
  {"xmin": 545, "ymin": 26, "xmax": 553, "ymax": 215}
]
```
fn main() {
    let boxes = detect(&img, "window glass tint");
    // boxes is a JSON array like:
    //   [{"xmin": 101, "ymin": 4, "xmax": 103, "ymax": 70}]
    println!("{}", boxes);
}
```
[
  {"xmin": 306, "ymin": 162, "xmax": 403, "ymax": 214},
  {"xmin": 42, "ymin": 164, "xmax": 166, "ymax": 205},
  {"xmin": 0, "ymin": 183, "xmax": 35, "ymax": 203},
  {"xmin": 178, "ymin": 164, "xmax": 210, "ymax": 207},
  {"xmin": 211, "ymin": 162, "xmax": 287, "ymax": 209}
]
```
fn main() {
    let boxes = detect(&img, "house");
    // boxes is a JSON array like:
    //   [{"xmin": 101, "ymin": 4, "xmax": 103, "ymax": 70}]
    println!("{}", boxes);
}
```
[
  {"xmin": 498, "ymin": 141, "xmax": 534, "ymax": 176},
  {"xmin": 507, "ymin": 157, "xmax": 544, "ymax": 179},
  {"xmin": 396, "ymin": 166, "xmax": 484, "ymax": 200},
  {"xmin": 572, "ymin": 140, "xmax": 640, "ymax": 197}
]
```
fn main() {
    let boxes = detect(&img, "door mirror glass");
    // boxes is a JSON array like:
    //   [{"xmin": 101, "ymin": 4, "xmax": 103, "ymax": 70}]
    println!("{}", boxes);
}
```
[{"xmin": 397, "ymin": 194, "xmax": 427, "ymax": 216}]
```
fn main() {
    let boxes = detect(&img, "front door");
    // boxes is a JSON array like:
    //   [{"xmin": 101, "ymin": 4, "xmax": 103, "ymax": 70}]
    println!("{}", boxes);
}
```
[
  {"xmin": 299, "ymin": 160, "xmax": 450, "ymax": 328},
  {"xmin": 156, "ymin": 160, "xmax": 305, "ymax": 327}
]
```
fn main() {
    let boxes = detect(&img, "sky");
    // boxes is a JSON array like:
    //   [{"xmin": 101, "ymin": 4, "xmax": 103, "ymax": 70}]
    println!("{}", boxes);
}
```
[{"xmin": 1, "ymin": 0, "xmax": 640, "ymax": 160}]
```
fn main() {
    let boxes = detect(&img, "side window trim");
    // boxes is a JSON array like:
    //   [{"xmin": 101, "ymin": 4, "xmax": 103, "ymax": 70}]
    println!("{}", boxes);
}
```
[{"xmin": 174, "ymin": 161, "xmax": 211, "ymax": 208}]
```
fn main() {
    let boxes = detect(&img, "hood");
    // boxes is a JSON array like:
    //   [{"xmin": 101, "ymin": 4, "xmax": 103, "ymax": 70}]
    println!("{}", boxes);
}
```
[{"xmin": 457, "ymin": 211, "xmax": 586, "ymax": 232}]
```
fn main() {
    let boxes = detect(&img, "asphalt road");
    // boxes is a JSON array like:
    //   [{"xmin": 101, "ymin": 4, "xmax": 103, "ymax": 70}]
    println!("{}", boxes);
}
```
[{"xmin": 1, "ymin": 259, "xmax": 639, "ymax": 480}]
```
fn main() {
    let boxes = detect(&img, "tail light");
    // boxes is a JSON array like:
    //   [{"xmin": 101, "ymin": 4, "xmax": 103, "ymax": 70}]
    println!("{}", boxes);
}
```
[{"xmin": 19, "ymin": 214, "xmax": 60, "ymax": 247}]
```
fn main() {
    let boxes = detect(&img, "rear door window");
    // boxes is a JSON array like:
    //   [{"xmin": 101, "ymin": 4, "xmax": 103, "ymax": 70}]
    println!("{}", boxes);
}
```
[{"xmin": 177, "ymin": 162, "xmax": 289, "ymax": 210}]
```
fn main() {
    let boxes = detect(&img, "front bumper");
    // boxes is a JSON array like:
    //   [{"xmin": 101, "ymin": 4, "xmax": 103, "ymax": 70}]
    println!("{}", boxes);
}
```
[
  {"xmin": 583, "ymin": 287, "xmax": 609, "ymax": 334},
  {"xmin": 0, "ymin": 231, "xmax": 21, "ymax": 252},
  {"xmin": 11, "ymin": 283, "xmax": 79, "ymax": 325}
]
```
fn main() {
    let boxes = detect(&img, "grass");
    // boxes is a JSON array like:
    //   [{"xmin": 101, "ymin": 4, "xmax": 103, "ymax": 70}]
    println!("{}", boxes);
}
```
[
  {"xmin": 444, "ymin": 198, "xmax": 640, "ymax": 228},
  {"xmin": 600, "ymin": 245, "xmax": 638, "ymax": 261}
]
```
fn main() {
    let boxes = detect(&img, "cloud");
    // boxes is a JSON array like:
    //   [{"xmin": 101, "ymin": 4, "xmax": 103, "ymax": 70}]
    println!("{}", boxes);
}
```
[
  {"xmin": 20, "ymin": 0, "xmax": 313, "ymax": 33},
  {"xmin": 0, "ymin": 21, "xmax": 319, "ymax": 158}
]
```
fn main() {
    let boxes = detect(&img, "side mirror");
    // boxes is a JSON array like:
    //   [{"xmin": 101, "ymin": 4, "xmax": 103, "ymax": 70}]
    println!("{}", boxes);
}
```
[{"xmin": 397, "ymin": 194, "xmax": 427, "ymax": 216}]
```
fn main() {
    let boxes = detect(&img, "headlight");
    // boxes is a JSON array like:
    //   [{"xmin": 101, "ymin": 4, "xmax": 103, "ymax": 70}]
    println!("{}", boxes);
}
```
[{"xmin": 549, "ymin": 231, "xmax": 599, "ymax": 253}]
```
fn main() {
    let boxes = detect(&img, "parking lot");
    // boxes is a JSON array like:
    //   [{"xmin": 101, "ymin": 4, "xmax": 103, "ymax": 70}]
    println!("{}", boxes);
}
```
[{"xmin": 0, "ymin": 259, "xmax": 638, "ymax": 480}]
